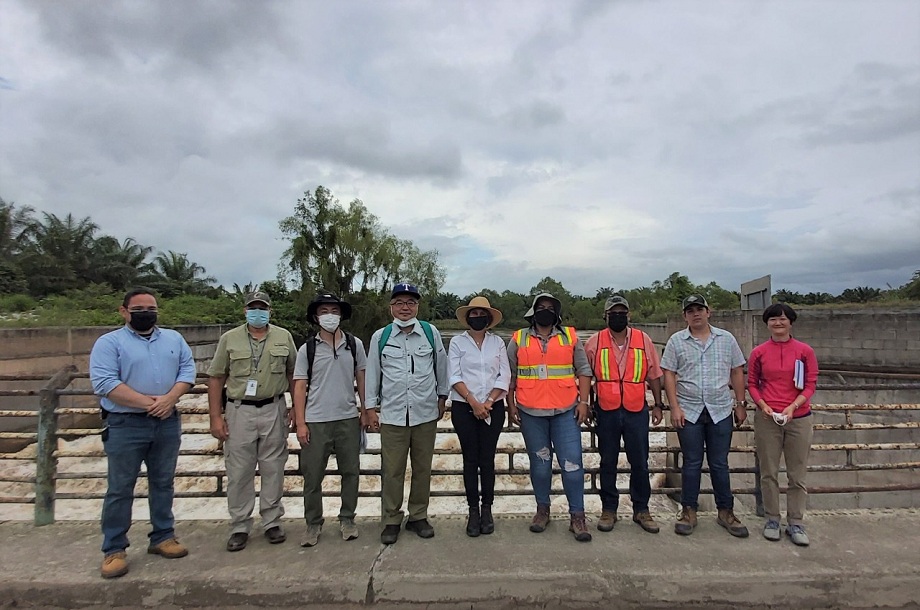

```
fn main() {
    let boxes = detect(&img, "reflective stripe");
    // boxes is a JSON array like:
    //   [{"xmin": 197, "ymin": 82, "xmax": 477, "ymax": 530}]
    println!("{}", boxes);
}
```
[
  {"xmin": 517, "ymin": 364, "xmax": 576, "ymax": 379},
  {"xmin": 630, "ymin": 348, "xmax": 645, "ymax": 383},
  {"xmin": 599, "ymin": 348, "xmax": 611, "ymax": 380}
]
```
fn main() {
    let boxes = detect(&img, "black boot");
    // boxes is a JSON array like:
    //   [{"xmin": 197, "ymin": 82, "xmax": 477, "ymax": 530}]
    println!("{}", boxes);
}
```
[
  {"xmin": 480, "ymin": 505, "xmax": 494, "ymax": 535},
  {"xmin": 466, "ymin": 506, "xmax": 481, "ymax": 537}
]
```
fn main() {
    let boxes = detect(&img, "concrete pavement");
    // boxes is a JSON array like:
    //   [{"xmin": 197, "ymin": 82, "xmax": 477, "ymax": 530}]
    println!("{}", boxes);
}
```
[{"xmin": 1, "ymin": 509, "xmax": 919, "ymax": 609}]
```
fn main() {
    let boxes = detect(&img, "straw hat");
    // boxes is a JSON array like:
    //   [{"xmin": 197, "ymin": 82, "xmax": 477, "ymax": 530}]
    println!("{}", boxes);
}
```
[{"xmin": 455, "ymin": 296, "xmax": 503, "ymax": 330}]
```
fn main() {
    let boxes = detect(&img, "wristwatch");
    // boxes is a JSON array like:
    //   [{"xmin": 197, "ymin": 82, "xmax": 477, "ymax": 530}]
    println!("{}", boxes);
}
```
[{"xmin": 653, "ymin": 403, "xmax": 664, "ymax": 409}]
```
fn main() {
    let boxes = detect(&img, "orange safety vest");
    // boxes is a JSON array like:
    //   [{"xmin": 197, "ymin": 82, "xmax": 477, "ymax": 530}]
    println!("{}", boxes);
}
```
[
  {"xmin": 594, "ymin": 329, "xmax": 649, "ymax": 412},
  {"xmin": 512, "ymin": 326, "xmax": 578, "ymax": 409}
]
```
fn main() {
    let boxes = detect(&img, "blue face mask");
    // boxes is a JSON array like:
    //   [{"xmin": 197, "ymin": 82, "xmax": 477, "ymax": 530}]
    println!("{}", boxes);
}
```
[{"xmin": 246, "ymin": 309, "xmax": 270, "ymax": 328}]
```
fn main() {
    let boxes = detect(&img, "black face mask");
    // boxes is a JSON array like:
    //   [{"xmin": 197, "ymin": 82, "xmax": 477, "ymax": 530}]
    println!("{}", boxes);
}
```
[
  {"xmin": 533, "ymin": 309, "xmax": 557, "ymax": 327},
  {"xmin": 129, "ymin": 311, "xmax": 158, "ymax": 333},
  {"xmin": 606, "ymin": 312, "xmax": 629, "ymax": 333},
  {"xmin": 467, "ymin": 315, "xmax": 490, "ymax": 331}
]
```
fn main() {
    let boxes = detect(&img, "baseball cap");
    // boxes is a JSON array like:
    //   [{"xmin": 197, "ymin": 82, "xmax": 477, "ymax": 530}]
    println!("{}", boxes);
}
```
[
  {"xmin": 682, "ymin": 294, "xmax": 709, "ymax": 311},
  {"xmin": 245, "ymin": 290, "xmax": 272, "ymax": 307},
  {"xmin": 391, "ymin": 283, "xmax": 421, "ymax": 300},
  {"xmin": 604, "ymin": 295, "xmax": 630, "ymax": 311}
]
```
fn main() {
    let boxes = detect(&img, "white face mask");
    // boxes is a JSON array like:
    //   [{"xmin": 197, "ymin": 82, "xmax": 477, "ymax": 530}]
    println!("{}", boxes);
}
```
[
  {"xmin": 318, "ymin": 313, "xmax": 341, "ymax": 333},
  {"xmin": 772, "ymin": 412, "xmax": 789, "ymax": 426},
  {"xmin": 394, "ymin": 317, "xmax": 418, "ymax": 328}
]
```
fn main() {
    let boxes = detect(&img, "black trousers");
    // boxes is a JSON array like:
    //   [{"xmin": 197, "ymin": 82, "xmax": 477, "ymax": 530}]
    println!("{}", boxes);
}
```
[{"xmin": 451, "ymin": 400, "xmax": 506, "ymax": 507}]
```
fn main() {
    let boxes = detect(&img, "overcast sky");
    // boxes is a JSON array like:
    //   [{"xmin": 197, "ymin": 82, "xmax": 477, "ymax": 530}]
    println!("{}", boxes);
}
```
[{"xmin": 1, "ymin": 0, "xmax": 918, "ymax": 299}]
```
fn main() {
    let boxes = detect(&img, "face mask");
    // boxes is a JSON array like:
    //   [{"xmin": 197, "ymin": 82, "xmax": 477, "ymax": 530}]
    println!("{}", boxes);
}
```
[
  {"xmin": 532, "ymin": 309, "xmax": 557, "ymax": 327},
  {"xmin": 318, "ymin": 313, "xmax": 340, "ymax": 332},
  {"xmin": 467, "ymin": 315, "xmax": 489, "ymax": 331},
  {"xmin": 129, "ymin": 311, "xmax": 157, "ymax": 333},
  {"xmin": 394, "ymin": 317, "xmax": 417, "ymax": 328},
  {"xmin": 772, "ymin": 412, "xmax": 789, "ymax": 426},
  {"xmin": 246, "ymin": 309, "xmax": 270, "ymax": 328},
  {"xmin": 606, "ymin": 312, "xmax": 629, "ymax": 332}
]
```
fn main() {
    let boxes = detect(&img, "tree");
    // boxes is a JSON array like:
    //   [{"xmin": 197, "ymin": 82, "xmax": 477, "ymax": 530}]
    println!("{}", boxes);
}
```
[
  {"xmin": 900, "ymin": 271, "xmax": 920, "ymax": 301},
  {"xmin": 18, "ymin": 212, "xmax": 99, "ymax": 296},
  {"xmin": 430, "ymin": 291, "xmax": 460, "ymax": 320},
  {"xmin": 89, "ymin": 236, "xmax": 154, "ymax": 291},
  {"xmin": 839, "ymin": 286, "xmax": 881, "ymax": 303},
  {"xmin": 142, "ymin": 250, "xmax": 216, "ymax": 297},
  {"xmin": 774, "ymin": 289, "xmax": 805, "ymax": 304}
]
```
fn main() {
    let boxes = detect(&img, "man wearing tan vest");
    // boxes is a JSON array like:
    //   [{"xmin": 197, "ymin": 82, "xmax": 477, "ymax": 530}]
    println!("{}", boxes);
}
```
[{"xmin": 584, "ymin": 295, "xmax": 664, "ymax": 534}]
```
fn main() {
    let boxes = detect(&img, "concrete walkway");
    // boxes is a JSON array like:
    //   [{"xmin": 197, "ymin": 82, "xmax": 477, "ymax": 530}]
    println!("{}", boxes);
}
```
[{"xmin": 1, "ymin": 509, "xmax": 919, "ymax": 609}]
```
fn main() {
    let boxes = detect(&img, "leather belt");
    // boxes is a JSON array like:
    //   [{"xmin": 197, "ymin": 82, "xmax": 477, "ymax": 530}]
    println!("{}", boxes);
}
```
[{"xmin": 235, "ymin": 394, "xmax": 284, "ymax": 408}]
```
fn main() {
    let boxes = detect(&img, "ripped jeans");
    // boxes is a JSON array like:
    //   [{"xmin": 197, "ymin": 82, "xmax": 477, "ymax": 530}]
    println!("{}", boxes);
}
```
[{"xmin": 519, "ymin": 408, "xmax": 585, "ymax": 514}]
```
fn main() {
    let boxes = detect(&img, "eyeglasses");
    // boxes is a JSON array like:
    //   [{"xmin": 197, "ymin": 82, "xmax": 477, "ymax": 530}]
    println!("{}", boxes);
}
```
[
  {"xmin": 127, "ymin": 307, "xmax": 158, "ymax": 313},
  {"xmin": 391, "ymin": 300, "xmax": 418, "ymax": 308}
]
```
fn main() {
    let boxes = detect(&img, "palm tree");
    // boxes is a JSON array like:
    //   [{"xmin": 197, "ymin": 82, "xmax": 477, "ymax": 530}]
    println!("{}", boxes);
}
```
[
  {"xmin": 18, "ymin": 212, "xmax": 99, "ymax": 296},
  {"xmin": 142, "ymin": 250, "xmax": 216, "ymax": 297},
  {"xmin": 89, "ymin": 236, "xmax": 154, "ymax": 290},
  {"xmin": 0, "ymin": 198, "xmax": 36, "ymax": 260}
]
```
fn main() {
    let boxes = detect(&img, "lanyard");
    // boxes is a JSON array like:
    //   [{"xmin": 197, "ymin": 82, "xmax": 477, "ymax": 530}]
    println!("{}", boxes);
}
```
[{"xmin": 249, "ymin": 334, "xmax": 267, "ymax": 371}]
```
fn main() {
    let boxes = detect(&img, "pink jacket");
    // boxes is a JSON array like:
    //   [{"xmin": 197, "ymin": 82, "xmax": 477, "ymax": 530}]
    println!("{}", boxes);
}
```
[{"xmin": 748, "ymin": 337, "xmax": 819, "ymax": 418}]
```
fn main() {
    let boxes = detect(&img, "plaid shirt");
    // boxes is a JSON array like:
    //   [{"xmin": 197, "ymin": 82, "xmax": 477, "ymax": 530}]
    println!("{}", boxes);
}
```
[{"xmin": 660, "ymin": 325, "xmax": 746, "ymax": 424}]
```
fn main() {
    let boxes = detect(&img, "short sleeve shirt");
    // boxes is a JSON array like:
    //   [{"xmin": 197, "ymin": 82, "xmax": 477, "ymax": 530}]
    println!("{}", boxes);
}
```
[
  {"xmin": 293, "ymin": 333, "xmax": 367, "ymax": 422},
  {"xmin": 208, "ymin": 324, "xmax": 297, "ymax": 401}
]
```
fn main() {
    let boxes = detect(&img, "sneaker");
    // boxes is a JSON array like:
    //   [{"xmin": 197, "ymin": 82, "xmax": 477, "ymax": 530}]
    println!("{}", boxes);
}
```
[
  {"xmin": 405, "ymin": 518, "xmax": 435, "ymax": 538},
  {"xmin": 674, "ymin": 506, "xmax": 697, "ymax": 536},
  {"xmin": 100, "ymin": 551, "xmax": 128, "ymax": 579},
  {"xmin": 597, "ymin": 510, "xmax": 618, "ymax": 532},
  {"xmin": 380, "ymin": 523, "xmax": 400, "ymax": 545},
  {"xmin": 300, "ymin": 524, "xmax": 322, "ymax": 547},
  {"xmin": 466, "ymin": 506, "xmax": 481, "ymax": 537},
  {"xmin": 632, "ymin": 512, "xmax": 660, "ymax": 534},
  {"xmin": 147, "ymin": 538, "xmax": 188, "ymax": 559},
  {"xmin": 226, "ymin": 532, "xmax": 248, "ymax": 552},
  {"xmin": 529, "ymin": 504, "xmax": 551, "ymax": 533},
  {"xmin": 717, "ymin": 509, "xmax": 750, "ymax": 538},
  {"xmin": 786, "ymin": 524, "xmax": 810, "ymax": 547},
  {"xmin": 340, "ymin": 518, "xmax": 359, "ymax": 541},
  {"xmin": 763, "ymin": 519, "xmax": 781, "ymax": 542},
  {"xmin": 264, "ymin": 526, "xmax": 286, "ymax": 544},
  {"xmin": 569, "ymin": 512, "xmax": 592, "ymax": 542},
  {"xmin": 480, "ymin": 505, "xmax": 494, "ymax": 535}
]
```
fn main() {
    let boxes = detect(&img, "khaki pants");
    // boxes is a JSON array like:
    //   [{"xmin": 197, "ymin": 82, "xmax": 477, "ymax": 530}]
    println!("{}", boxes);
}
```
[
  {"xmin": 754, "ymin": 410, "xmax": 814, "ymax": 525},
  {"xmin": 224, "ymin": 398, "xmax": 288, "ymax": 534},
  {"xmin": 299, "ymin": 417, "xmax": 361, "ymax": 526},
  {"xmin": 380, "ymin": 420, "xmax": 437, "ymax": 526}
]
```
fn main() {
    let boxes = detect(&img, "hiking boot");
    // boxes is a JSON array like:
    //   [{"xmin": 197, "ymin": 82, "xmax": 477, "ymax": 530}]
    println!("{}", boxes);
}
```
[
  {"xmin": 300, "ymin": 524, "xmax": 322, "ymax": 547},
  {"xmin": 786, "ymin": 524, "xmax": 810, "ymax": 547},
  {"xmin": 340, "ymin": 518, "xmax": 359, "ymax": 541},
  {"xmin": 717, "ymin": 509, "xmax": 750, "ymax": 538},
  {"xmin": 763, "ymin": 519, "xmax": 781, "ymax": 542},
  {"xmin": 147, "ymin": 538, "xmax": 188, "ymax": 559},
  {"xmin": 264, "ymin": 526, "xmax": 286, "ymax": 544},
  {"xmin": 226, "ymin": 532, "xmax": 248, "ymax": 552},
  {"xmin": 529, "ymin": 504, "xmax": 551, "ymax": 533},
  {"xmin": 597, "ymin": 510, "xmax": 618, "ymax": 532},
  {"xmin": 405, "ymin": 518, "xmax": 435, "ymax": 538},
  {"xmin": 380, "ymin": 524, "xmax": 400, "ymax": 545},
  {"xmin": 674, "ymin": 507, "xmax": 697, "ymax": 536},
  {"xmin": 569, "ymin": 512, "xmax": 592, "ymax": 542},
  {"xmin": 466, "ymin": 506, "xmax": 481, "ymax": 537},
  {"xmin": 100, "ymin": 551, "xmax": 128, "ymax": 579},
  {"xmin": 480, "ymin": 505, "xmax": 494, "ymax": 535},
  {"xmin": 633, "ymin": 512, "xmax": 660, "ymax": 534}
]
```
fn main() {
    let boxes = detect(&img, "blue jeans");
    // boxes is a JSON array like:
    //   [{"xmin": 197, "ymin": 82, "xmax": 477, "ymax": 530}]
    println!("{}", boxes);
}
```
[
  {"xmin": 594, "ymin": 404, "xmax": 651, "ymax": 513},
  {"xmin": 676, "ymin": 408, "xmax": 734, "ymax": 511},
  {"xmin": 101, "ymin": 412, "xmax": 181, "ymax": 555},
  {"xmin": 519, "ymin": 409, "xmax": 585, "ymax": 514}
]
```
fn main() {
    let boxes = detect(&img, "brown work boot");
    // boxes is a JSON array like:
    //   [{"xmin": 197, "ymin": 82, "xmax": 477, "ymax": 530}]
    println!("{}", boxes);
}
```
[
  {"xmin": 632, "ymin": 511, "xmax": 660, "ymax": 534},
  {"xmin": 529, "ymin": 504, "xmax": 550, "ymax": 533},
  {"xmin": 597, "ymin": 510, "xmax": 618, "ymax": 532},
  {"xmin": 674, "ymin": 506, "xmax": 697, "ymax": 536},
  {"xmin": 717, "ymin": 509, "xmax": 750, "ymax": 538},
  {"xmin": 147, "ymin": 538, "xmax": 189, "ymax": 559},
  {"xmin": 569, "ymin": 512, "xmax": 592, "ymax": 542},
  {"xmin": 100, "ymin": 551, "xmax": 128, "ymax": 579}
]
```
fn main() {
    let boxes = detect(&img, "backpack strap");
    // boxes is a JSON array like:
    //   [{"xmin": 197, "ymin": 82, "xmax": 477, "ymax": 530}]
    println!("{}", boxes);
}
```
[{"xmin": 309, "ymin": 331, "xmax": 358, "ymax": 384}]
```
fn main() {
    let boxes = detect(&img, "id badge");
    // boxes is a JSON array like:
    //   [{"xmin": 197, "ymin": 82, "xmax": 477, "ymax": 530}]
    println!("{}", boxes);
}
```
[
  {"xmin": 537, "ymin": 364, "xmax": 548, "ymax": 380},
  {"xmin": 245, "ymin": 379, "xmax": 258, "ymax": 397}
]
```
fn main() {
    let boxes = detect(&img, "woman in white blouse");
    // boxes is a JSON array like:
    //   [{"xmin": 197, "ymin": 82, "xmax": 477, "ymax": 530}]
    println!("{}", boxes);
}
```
[{"xmin": 448, "ymin": 296, "xmax": 511, "ymax": 537}]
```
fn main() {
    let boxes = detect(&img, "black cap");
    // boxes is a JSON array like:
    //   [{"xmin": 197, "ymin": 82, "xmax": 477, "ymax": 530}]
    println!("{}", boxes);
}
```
[
  {"xmin": 391, "ymin": 283, "xmax": 421, "ymax": 300},
  {"xmin": 682, "ymin": 294, "xmax": 709, "ymax": 311}
]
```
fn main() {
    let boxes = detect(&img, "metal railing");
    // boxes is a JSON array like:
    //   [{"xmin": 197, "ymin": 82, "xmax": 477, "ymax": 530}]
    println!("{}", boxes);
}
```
[{"xmin": 1, "ymin": 367, "xmax": 919, "ymax": 524}]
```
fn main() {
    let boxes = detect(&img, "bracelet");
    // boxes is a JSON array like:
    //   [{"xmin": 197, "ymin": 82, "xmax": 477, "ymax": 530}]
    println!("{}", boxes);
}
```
[
  {"xmin": 578, "ymin": 400, "xmax": 590, "ymax": 405},
  {"xmin": 485, "ymin": 397, "xmax": 494, "ymax": 403}
]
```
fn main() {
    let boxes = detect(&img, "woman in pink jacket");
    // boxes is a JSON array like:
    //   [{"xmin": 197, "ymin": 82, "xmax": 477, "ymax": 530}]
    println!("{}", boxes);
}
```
[{"xmin": 748, "ymin": 303, "xmax": 818, "ymax": 547}]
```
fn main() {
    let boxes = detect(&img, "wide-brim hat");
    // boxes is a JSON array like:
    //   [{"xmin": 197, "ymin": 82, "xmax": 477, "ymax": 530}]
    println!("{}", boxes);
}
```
[
  {"xmin": 524, "ymin": 292, "xmax": 562, "ymax": 321},
  {"xmin": 307, "ymin": 291, "xmax": 353, "ymax": 323},
  {"xmin": 455, "ymin": 296, "xmax": 503, "ymax": 330}
]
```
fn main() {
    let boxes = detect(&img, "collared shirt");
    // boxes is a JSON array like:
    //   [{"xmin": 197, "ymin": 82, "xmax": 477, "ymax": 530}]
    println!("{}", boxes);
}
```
[
  {"xmin": 207, "ymin": 323, "xmax": 297, "ymax": 400},
  {"xmin": 507, "ymin": 326, "xmax": 592, "ymax": 417},
  {"xmin": 365, "ymin": 322, "xmax": 449, "ymax": 427},
  {"xmin": 660, "ymin": 325, "xmax": 746, "ymax": 424},
  {"xmin": 90, "ymin": 325, "xmax": 196, "ymax": 414},
  {"xmin": 448, "ymin": 331, "xmax": 511, "ymax": 403},
  {"xmin": 293, "ymin": 332, "xmax": 367, "ymax": 422},
  {"xmin": 584, "ymin": 327, "xmax": 664, "ymax": 382}
]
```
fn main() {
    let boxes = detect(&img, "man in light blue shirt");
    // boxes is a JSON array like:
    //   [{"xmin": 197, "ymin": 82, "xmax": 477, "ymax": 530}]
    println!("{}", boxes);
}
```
[
  {"xmin": 89, "ymin": 288, "xmax": 196, "ymax": 579},
  {"xmin": 661, "ymin": 294, "xmax": 748, "ymax": 539},
  {"xmin": 365, "ymin": 283, "xmax": 448, "ymax": 545}
]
